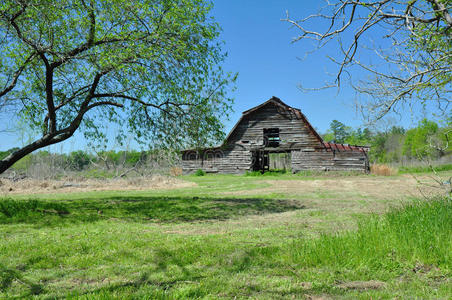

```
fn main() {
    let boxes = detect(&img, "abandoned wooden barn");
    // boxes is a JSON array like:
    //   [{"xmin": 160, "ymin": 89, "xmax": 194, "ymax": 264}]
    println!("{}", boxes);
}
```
[{"xmin": 181, "ymin": 97, "xmax": 370, "ymax": 174}]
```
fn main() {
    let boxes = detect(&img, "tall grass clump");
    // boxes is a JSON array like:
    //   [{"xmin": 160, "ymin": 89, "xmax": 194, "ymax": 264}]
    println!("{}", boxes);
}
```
[
  {"xmin": 289, "ymin": 197, "xmax": 451, "ymax": 273},
  {"xmin": 370, "ymin": 164, "xmax": 398, "ymax": 176},
  {"xmin": 244, "ymin": 169, "xmax": 288, "ymax": 176},
  {"xmin": 195, "ymin": 169, "xmax": 206, "ymax": 176}
]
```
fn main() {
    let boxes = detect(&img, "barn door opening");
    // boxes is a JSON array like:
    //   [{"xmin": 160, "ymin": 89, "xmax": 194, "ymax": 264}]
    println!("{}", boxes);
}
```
[
  {"xmin": 269, "ymin": 152, "xmax": 291, "ymax": 172},
  {"xmin": 251, "ymin": 150, "xmax": 269, "ymax": 172}
]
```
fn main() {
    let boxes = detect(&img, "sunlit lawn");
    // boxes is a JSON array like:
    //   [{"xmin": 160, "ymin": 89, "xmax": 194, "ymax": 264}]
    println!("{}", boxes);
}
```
[{"xmin": 0, "ymin": 173, "xmax": 451, "ymax": 299}]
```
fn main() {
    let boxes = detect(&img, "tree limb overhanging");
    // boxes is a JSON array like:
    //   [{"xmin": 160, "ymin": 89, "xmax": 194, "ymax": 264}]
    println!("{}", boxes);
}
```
[
  {"xmin": 283, "ymin": 0, "xmax": 452, "ymax": 122},
  {"xmin": 0, "ymin": 0, "xmax": 235, "ymax": 174}
]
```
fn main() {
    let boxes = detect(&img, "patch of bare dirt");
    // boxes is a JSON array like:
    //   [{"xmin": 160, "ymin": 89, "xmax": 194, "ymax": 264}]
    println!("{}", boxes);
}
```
[{"xmin": 0, "ymin": 175, "xmax": 195, "ymax": 195}]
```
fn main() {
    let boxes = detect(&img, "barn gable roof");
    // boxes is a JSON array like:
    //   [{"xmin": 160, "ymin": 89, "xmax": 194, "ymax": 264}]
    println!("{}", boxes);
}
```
[
  {"xmin": 224, "ymin": 96, "xmax": 324, "ymax": 145},
  {"xmin": 181, "ymin": 96, "xmax": 370, "ymax": 153}
]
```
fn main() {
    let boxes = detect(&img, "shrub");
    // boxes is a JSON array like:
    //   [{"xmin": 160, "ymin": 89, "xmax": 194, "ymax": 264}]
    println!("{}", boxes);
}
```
[
  {"xmin": 66, "ymin": 150, "xmax": 92, "ymax": 171},
  {"xmin": 195, "ymin": 169, "xmax": 206, "ymax": 176}
]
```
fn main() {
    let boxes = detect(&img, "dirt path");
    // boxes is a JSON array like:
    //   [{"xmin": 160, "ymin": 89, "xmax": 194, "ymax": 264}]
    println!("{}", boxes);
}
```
[{"xmin": 0, "ymin": 175, "xmax": 196, "ymax": 195}]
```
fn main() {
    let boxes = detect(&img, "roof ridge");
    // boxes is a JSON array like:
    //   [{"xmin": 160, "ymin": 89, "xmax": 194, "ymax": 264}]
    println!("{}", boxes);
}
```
[{"xmin": 225, "ymin": 96, "xmax": 324, "ymax": 145}]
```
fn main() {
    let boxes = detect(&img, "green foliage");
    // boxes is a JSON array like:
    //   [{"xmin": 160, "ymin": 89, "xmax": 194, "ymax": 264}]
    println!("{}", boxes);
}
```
[
  {"xmin": 124, "ymin": 150, "xmax": 145, "ymax": 165},
  {"xmin": 344, "ymin": 127, "xmax": 373, "ymax": 146},
  {"xmin": 405, "ymin": 9, "xmax": 452, "ymax": 100},
  {"xmin": 328, "ymin": 120, "xmax": 351, "ymax": 143},
  {"xmin": 321, "ymin": 119, "xmax": 450, "ymax": 164},
  {"xmin": 403, "ymin": 119, "xmax": 439, "ymax": 158},
  {"xmin": 0, "ymin": 0, "xmax": 236, "ymax": 173},
  {"xmin": 11, "ymin": 155, "xmax": 32, "ymax": 171},
  {"xmin": 322, "ymin": 132, "xmax": 335, "ymax": 142},
  {"xmin": 66, "ymin": 150, "xmax": 92, "ymax": 171},
  {"xmin": 0, "ymin": 151, "xmax": 9, "ymax": 161},
  {"xmin": 195, "ymin": 169, "xmax": 206, "ymax": 176}
]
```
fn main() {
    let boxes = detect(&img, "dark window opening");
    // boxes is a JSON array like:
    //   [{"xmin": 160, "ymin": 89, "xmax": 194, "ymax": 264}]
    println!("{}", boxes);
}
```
[
  {"xmin": 264, "ymin": 128, "xmax": 280, "ymax": 147},
  {"xmin": 241, "ymin": 140, "xmax": 250, "ymax": 144}
]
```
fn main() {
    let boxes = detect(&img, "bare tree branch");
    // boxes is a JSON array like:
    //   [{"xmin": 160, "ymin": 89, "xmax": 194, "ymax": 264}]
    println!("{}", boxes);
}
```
[{"xmin": 283, "ymin": 0, "xmax": 452, "ymax": 122}]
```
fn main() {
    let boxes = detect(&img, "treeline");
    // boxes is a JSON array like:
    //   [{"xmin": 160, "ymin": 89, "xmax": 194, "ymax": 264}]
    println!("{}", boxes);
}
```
[
  {"xmin": 0, "ymin": 149, "xmax": 178, "ymax": 178},
  {"xmin": 323, "ymin": 118, "xmax": 451, "ymax": 163},
  {"xmin": 1, "ymin": 118, "xmax": 450, "ymax": 177}
]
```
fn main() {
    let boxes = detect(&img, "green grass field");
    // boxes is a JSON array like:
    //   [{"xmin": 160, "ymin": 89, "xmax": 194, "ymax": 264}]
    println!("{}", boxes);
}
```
[{"xmin": 0, "ymin": 173, "xmax": 451, "ymax": 299}]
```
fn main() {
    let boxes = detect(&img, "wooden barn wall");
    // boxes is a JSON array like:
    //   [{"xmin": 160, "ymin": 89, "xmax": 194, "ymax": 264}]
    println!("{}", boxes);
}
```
[
  {"xmin": 227, "ymin": 103, "xmax": 322, "ymax": 150},
  {"xmin": 181, "ymin": 102, "xmax": 369, "ymax": 174},
  {"xmin": 183, "ymin": 148, "xmax": 368, "ymax": 174},
  {"xmin": 291, "ymin": 150, "xmax": 368, "ymax": 172},
  {"xmin": 181, "ymin": 145, "xmax": 252, "ymax": 174},
  {"xmin": 332, "ymin": 151, "xmax": 369, "ymax": 171},
  {"xmin": 291, "ymin": 150, "xmax": 334, "ymax": 171}
]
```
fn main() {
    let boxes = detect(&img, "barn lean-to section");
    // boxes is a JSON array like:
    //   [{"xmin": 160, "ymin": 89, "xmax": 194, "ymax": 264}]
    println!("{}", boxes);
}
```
[{"xmin": 181, "ymin": 97, "xmax": 369, "ymax": 174}]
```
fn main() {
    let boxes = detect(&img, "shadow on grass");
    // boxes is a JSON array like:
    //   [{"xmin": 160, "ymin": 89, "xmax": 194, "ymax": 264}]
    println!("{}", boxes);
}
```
[
  {"xmin": 0, "ymin": 196, "xmax": 305, "ymax": 226},
  {"xmin": 67, "ymin": 246, "xmax": 211, "ymax": 298},
  {"xmin": 65, "ymin": 245, "xmax": 311, "ymax": 299},
  {"xmin": 0, "ymin": 263, "xmax": 44, "ymax": 296}
]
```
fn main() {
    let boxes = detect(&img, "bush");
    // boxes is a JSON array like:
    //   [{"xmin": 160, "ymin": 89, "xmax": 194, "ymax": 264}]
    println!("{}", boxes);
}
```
[
  {"xmin": 66, "ymin": 150, "xmax": 92, "ymax": 171},
  {"xmin": 195, "ymin": 169, "xmax": 206, "ymax": 176}
]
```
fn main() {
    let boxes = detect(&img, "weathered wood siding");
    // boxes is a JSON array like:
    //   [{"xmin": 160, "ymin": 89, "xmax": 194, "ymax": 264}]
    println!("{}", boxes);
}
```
[
  {"xmin": 291, "ymin": 150, "xmax": 334, "ymax": 171},
  {"xmin": 331, "ymin": 151, "xmax": 369, "ymax": 171},
  {"xmin": 227, "ymin": 103, "xmax": 322, "ymax": 150},
  {"xmin": 181, "ymin": 100, "xmax": 369, "ymax": 174},
  {"xmin": 181, "ymin": 145, "xmax": 252, "ymax": 174},
  {"xmin": 291, "ymin": 149, "xmax": 368, "ymax": 172}
]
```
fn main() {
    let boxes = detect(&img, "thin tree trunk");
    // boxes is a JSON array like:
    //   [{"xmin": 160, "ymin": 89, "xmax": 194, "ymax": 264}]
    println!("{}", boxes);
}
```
[{"xmin": 0, "ymin": 133, "xmax": 73, "ymax": 174}]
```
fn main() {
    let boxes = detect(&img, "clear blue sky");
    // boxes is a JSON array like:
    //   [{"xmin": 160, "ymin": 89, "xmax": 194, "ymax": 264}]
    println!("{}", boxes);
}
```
[
  {"xmin": 212, "ymin": 0, "xmax": 433, "ymax": 133},
  {"xmin": 0, "ymin": 0, "xmax": 440, "ymax": 152}
]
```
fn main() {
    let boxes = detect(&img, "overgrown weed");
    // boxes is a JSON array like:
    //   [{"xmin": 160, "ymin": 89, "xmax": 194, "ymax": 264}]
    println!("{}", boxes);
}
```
[{"xmin": 370, "ymin": 164, "xmax": 398, "ymax": 176}]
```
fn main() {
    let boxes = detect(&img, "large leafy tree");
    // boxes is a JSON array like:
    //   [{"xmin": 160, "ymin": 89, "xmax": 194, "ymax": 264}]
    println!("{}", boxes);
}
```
[
  {"xmin": 403, "ymin": 118, "xmax": 440, "ymax": 158},
  {"xmin": 329, "ymin": 119, "xmax": 351, "ymax": 143},
  {"xmin": 0, "ymin": 0, "xmax": 235, "ymax": 174},
  {"xmin": 284, "ymin": 0, "xmax": 451, "ymax": 121}
]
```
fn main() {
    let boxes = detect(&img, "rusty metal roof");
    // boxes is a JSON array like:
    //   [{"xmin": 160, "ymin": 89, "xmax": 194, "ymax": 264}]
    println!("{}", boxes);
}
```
[{"xmin": 323, "ymin": 142, "xmax": 369, "ymax": 152}]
